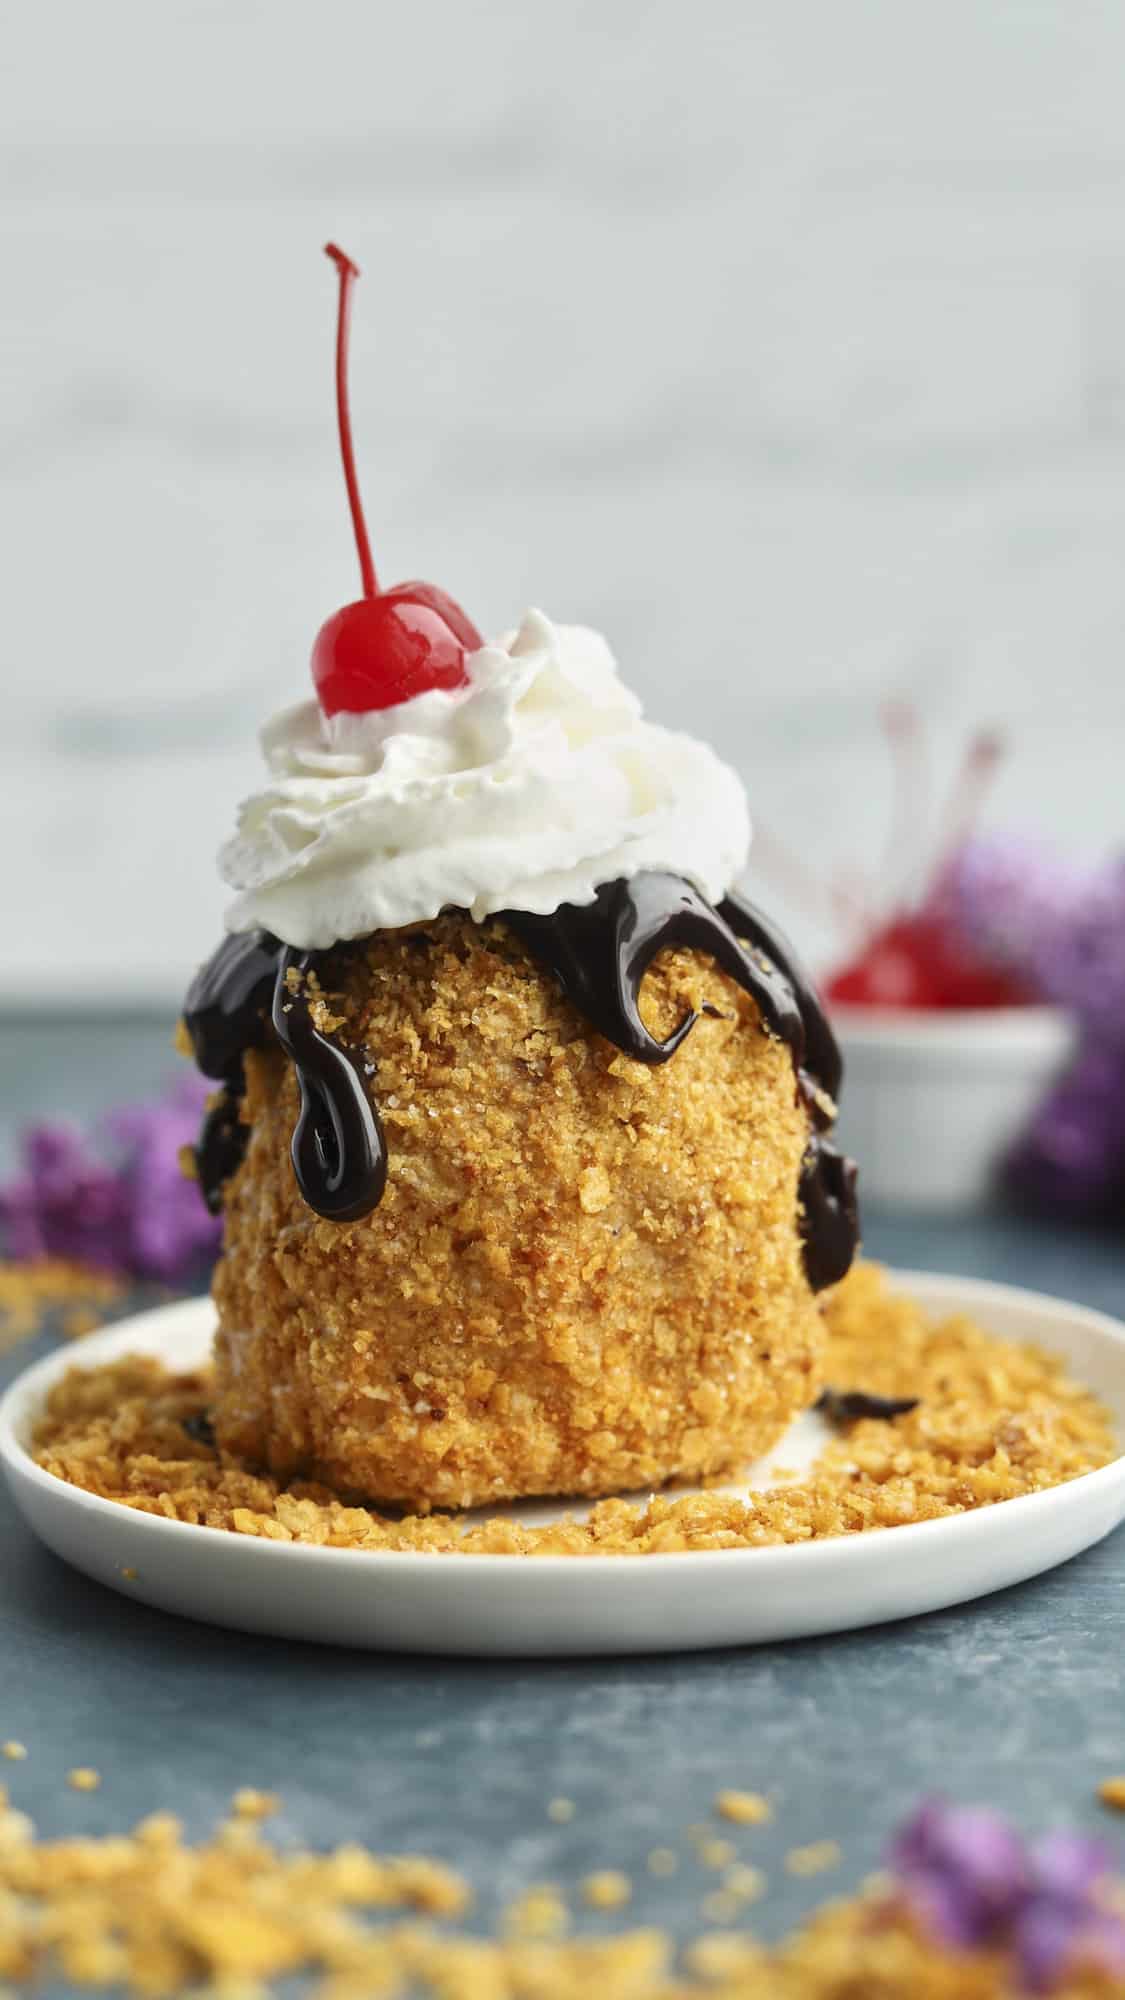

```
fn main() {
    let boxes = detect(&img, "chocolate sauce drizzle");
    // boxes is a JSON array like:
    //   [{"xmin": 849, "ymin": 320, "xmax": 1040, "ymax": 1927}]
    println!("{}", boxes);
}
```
[
  {"xmin": 183, "ymin": 875, "xmax": 858, "ymax": 1289},
  {"xmin": 271, "ymin": 947, "xmax": 386, "ymax": 1222},
  {"xmin": 184, "ymin": 933, "xmax": 277, "ymax": 1216},
  {"xmin": 183, "ymin": 933, "xmax": 385, "ymax": 1223},
  {"xmin": 501, "ymin": 879, "xmax": 857, "ymax": 1288},
  {"xmin": 816, "ymin": 1387, "xmax": 920, "ymax": 1427}
]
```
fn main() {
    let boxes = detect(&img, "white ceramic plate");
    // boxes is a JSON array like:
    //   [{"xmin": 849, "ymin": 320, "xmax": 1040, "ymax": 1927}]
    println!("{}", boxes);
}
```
[{"xmin": 2, "ymin": 1271, "xmax": 1124, "ymax": 1657}]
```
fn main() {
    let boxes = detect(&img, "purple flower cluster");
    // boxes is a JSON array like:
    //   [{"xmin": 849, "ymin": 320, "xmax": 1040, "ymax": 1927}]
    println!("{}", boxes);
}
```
[
  {"xmin": 939, "ymin": 837, "xmax": 1125, "ymax": 1215},
  {"xmin": 933, "ymin": 836, "xmax": 1083, "ymax": 995},
  {"xmin": 0, "ymin": 1074, "xmax": 221, "ymax": 1284},
  {"xmin": 890, "ymin": 1799, "xmax": 1125, "ymax": 1992}
]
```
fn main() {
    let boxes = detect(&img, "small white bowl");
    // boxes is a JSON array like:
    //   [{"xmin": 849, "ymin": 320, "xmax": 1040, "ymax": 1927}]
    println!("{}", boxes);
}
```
[{"xmin": 831, "ymin": 1003, "xmax": 1077, "ymax": 1212}]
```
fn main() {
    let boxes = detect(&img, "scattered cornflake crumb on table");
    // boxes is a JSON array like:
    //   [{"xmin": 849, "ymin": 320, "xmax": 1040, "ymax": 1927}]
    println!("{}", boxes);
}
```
[
  {"xmin": 67, "ymin": 1767, "xmax": 101, "ymax": 1792},
  {"xmin": 716, "ymin": 1789, "xmax": 773, "ymax": 1825},
  {"xmin": 0, "ymin": 1799, "xmax": 1121, "ymax": 1997},
  {"xmin": 61, "ymin": 1304, "xmax": 103, "ymax": 1338},
  {"xmin": 31, "ymin": 1264, "xmax": 1120, "ymax": 1559},
  {"xmin": 786, "ymin": 1840, "xmax": 842, "ymax": 1877},
  {"xmin": 701, "ymin": 1888, "xmax": 747, "ymax": 1926},
  {"xmin": 1099, "ymin": 1777, "xmax": 1125, "ymax": 1811},
  {"xmin": 548, "ymin": 1796, "xmax": 577, "ymax": 1823},
  {"xmin": 0, "ymin": 1257, "xmax": 122, "ymax": 1354},
  {"xmin": 231, "ymin": 1788, "xmax": 280, "ymax": 1819},
  {"xmin": 0, "ymin": 1807, "xmax": 472, "ymax": 1996},
  {"xmin": 1, "ymin": 1743, "xmax": 27, "ymax": 1762},
  {"xmin": 684, "ymin": 1932, "xmax": 768, "ymax": 1980},
  {"xmin": 582, "ymin": 1869, "xmax": 632, "ymax": 1909},
  {"xmin": 722, "ymin": 1863, "xmax": 767, "ymax": 1905},
  {"xmin": 503, "ymin": 1882, "xmax": 569, "ymax": 1938},
  {"xmin": 647, "ymin": 1847, "xmax": 679, "ymax": 1877},
  {"xmin": 698, "ymin": 1837, "xmax": 736, "ymax": 1869},
  {"xmin": 134, "ymin": 1811, "xmax": 183, "ymax": 1848}
]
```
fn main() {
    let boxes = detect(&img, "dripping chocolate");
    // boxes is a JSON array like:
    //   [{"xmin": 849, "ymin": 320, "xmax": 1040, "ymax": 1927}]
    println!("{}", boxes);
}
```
[{"xmin": 183, "ymin": 873, "xmax": 858, "ymax": 1290}]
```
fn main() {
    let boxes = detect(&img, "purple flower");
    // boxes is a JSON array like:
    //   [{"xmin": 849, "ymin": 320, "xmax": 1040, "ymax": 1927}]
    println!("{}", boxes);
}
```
[
  {"xmin": 106, "ymin": 1074, "xmax": 222, "ymax": 1282},
  {"xmin": 0, "ymin": 1124, "xmax": 132, "ymax": 1272},
  {"xmin": 1033, "ymin": 858, "xmax": 1125, "ymax": 1043},
  {"xmin": 889, "ymin": 1802, "xmax": 1125, "ymax": 1994},
  {"xmin": 0, "ymin": 1075, "xmax": 221, "ymax": 1284},
  {"xmin": 934, "ymin": 835, "xmax": 1125, "ymax": 1218},
  {"xmin": 1008, "ymin": 1041, "xmax": 1125, "ymax": 1215},
  {"xmin": 940, "ymin": 840, "xmax": 1125, "ymax": 1042},
  {"xmin": 889, "ymin": 1798, "xmax": 1029, "ymax": 1951},
  {"xmin": 932, "ymin": 836, "xmax": 1084, "ymax": 993},
  {"xmin": 1016, "ymin": 1833, "xmax": 1125, "ymax": 1993}
]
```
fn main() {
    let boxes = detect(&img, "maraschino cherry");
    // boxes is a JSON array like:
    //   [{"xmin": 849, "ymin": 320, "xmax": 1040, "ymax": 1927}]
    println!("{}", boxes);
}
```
[
  {"xmin": 824, "ymin": 723, "xmax": 1031, "ymax": 1009},
  {"xmin": 826, "ymin": 912, "xmax": 1027, "ymax": 1009},
  {"xmin": 311, "ymin": 244, "xmax": 483, "ymax": 717}
]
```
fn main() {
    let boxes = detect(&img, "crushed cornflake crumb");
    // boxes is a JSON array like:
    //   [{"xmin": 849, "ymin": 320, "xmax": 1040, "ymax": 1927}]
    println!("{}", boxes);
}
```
[
  {"xmin": 0, "ymin": 1258, "xmax": 121, "ymax": 1354},
  {"xmin": 0, "ymin": 1797, "xmax": 1119, "ymax": 1996},
  {"xmin": 716, "ymin": 1789, "xmax": 773, "ymax": 1825},
  {"xmin": 786, "ymin": 1840, "xmax": 842, "ymax": 1877},
  {"xmin": 66, "ymin": 1768, "xmax": 101, "ymax": 1792},
  {"xmin": 723, "ymin": 1863, "xmax": 768, "ymax": 1904},
  {"xmin": 684, "ymin": 1932, "xmax": 767, "ymax": 1981},
  {"xmin": 1, "ymin": 1742, "xmax": 27, "ymax": 1762},
  {"xmin": 647, "ymin": 1847, "xmax": 679, "ymax": 1877},
  {"xmin": 29, "ymin": 1265, "xmax": 1119, "ymax": 1558},
  {"xmin": 503, "ymin": 1882, "xmax": 569, "ymax": 1939},
  {"xmin": 0, "ymin": 1807, "xmax": 472, "ymax": 1994},
  {"xmin": 548, "ymin": 1796, "xmax": 577, "ymax": 1823},
  {"xmin": 582, "ymin": 1869, "xmax": 632, "ymax": 1909},
  {"xmin": 231, "ymin": 1788, "xmax": 280, "ymax": 1820},
  {"xmin": 1099, "ymin": 1777, "xmax": 1125, "ymax": 1812},
  {"xmin": 700, "ymin": 1888, "xmax": 741, "ymax": 1924},
  {"xmin": 134, "ymin": 1811, "xmax": 183, "ymax": 1848},
  {"xmin": 698, "ymin": 1837, "xmax": 736, "ymax": 1869}
]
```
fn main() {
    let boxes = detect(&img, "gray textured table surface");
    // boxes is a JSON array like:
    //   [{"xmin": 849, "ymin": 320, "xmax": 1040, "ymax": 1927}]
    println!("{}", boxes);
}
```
[{"xmin": 2, "ymin": 1015, "xmax": 1124, "ymax": 1952}]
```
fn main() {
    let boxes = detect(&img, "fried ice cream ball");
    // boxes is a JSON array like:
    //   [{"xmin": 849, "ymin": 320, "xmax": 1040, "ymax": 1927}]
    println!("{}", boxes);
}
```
[{"xmin": 210, "ymin": 914, "xmax": 827, "ymax": 1511}]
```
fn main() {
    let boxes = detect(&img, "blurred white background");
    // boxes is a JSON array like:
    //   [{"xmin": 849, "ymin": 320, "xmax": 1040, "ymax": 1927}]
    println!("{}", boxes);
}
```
[{"xmin": 4, "ymin": 0, "xmax": 1125, "ymax": 1003}]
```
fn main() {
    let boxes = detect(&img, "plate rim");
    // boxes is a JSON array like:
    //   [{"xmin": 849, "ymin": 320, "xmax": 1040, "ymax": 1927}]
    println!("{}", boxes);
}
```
[{"xmin": 2, "ymin": 1266, "xmax": 1124, "ymax": 1576}]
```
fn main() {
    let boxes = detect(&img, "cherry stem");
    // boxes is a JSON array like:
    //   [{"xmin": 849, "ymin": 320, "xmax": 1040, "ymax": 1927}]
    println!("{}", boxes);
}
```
[
  {"xmin": 324, "ymin": 243, "xmax": 378, "ymax": 599},
  {"xmin": 932, "ymin": 729, "xmax": 1004, "ymax": 876},
  {"xmin": 879, "ymin": 697, "xmax": 928, "ymax": 915}
]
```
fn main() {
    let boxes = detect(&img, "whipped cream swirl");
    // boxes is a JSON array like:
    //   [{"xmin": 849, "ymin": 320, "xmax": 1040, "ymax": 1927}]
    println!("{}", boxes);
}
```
[{"xmin": 220, "ymin": 610, "xmax": 750, "ymax": 948}]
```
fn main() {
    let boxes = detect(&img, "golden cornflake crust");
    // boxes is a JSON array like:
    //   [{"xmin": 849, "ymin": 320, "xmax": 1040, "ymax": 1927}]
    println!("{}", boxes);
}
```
[
  {"xmin": 32, "ymin": 1263, "xmax": 1118, "ymax": 1556},
  {"xmin": 210, "ymin": 915, "xmax": 826, "ymax": 1510}
]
